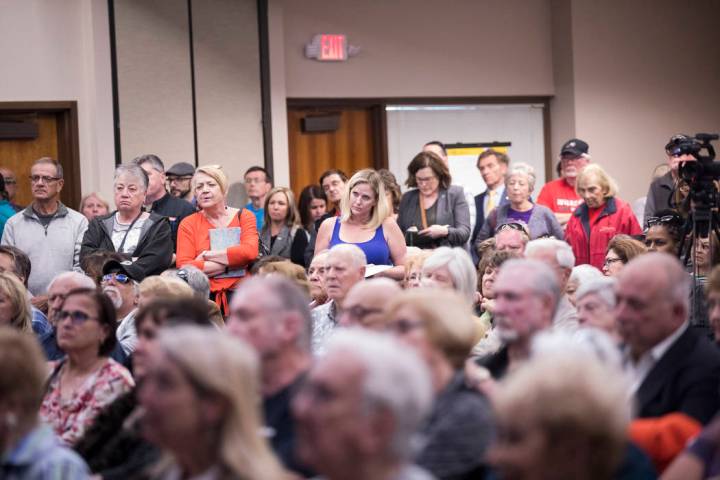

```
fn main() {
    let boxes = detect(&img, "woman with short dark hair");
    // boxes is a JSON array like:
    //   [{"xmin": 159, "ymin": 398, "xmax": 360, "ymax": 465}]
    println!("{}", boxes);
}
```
[
  {"xmin": 398, "ymin": 151, "xmax": 471, "ymax": 249},
  {"xmin": 40, "ymin": 288, "xmax": 134, "ymax": 446}
]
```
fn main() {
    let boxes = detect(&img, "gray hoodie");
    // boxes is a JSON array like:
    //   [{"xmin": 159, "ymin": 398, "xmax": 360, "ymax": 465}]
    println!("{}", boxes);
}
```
[{"xmin": 1, "ymin": 203, "xmax": 88, "ymax": 295}]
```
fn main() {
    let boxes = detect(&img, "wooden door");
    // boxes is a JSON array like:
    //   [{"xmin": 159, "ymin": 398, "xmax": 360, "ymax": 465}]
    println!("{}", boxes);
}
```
[
  {"xmin": 0, "ymin": 102, "xmax": 81, "ymax": 209},
  {"xmin": 287, "ymin": 106, "xmax": 383, "ymax": 196}
]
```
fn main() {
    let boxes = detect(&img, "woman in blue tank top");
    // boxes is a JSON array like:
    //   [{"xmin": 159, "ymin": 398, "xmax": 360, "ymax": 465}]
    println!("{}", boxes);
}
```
[{"xmin": 315, "ymin": 169, "xmax": 406, "ymax": 274}]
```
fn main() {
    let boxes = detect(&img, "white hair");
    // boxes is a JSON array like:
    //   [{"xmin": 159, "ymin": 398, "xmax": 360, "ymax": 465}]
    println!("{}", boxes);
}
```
[
  {"xmin": 327, "ymin": 244, "xmax": 367, "ymax": 269},
  {"xmin": 531, "ymin": 328, "xmax": 624, "ymax": 374},
  {"xmin": 501, "ymin": 259, "xmax": 561, "ymax": 316},
  {"xmin": 576, "ymin": 277, "xmax": 617, "ymax": 308},
  {"xmin": 422, "ymin": 247, "xmax": 477, "ymax": 303},
  {"xmin": 47, "ymin": 271, "xmax": 96, "ymax": 291},
  {"xmin": 324, "ymin": 329, "xmax": 433, "ymax": 460},
  {"xmin": 506, "ymin": 162, "xmax": 537, "ymax": 192},
  {"xmin": 569, "ymin": 264, "xmax": 603, "ymax": 288},
  {"xmin": 526, "ymin": 238, "xmax": 576, "ymax": 270}
]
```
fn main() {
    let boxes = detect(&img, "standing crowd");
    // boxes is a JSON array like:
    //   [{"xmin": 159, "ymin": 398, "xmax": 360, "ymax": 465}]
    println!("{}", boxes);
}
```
[{"xmin": 1, "ymin": 133, "xmax": 720, "ymax": 480}]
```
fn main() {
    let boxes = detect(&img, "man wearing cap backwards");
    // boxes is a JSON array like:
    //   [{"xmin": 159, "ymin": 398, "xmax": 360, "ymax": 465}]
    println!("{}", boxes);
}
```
[
  {"xmin": 166, "ymin": 161, "xmax": 196, "ymax": 203},
  {"xmin": 536, "ymin": 138, "xmax": 591, "ymax": 227},
  {"xmin": 644, "ymin": 134, "xmax": 697, "ymax": 225}
]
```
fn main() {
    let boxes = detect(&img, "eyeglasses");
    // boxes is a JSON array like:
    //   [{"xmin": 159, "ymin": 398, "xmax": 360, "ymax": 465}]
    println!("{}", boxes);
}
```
[
  {"xmin": 646, "ymin": 215, "xmax": 680, "ymax": 227},
  {"xmin": 29, "ymin": 175, "xmax": 60, "ymax": 184},
  {"xmin": 3, "ymin": 178, "xmax": 16, "ymax": 185},
  {"xmin": 495, "ymin": 222, "xmax": 529, "ymax": 235},
  {"xmin": 102, "ymin": 273, "xmax": 132, "ymax": 284},
  {"xmin": 57, "ymin": 310, "xmax": 96, "ymax": 325},
  {"xmin": 603, "ymin": 257, "xmax": 623, "ymax": 267}
]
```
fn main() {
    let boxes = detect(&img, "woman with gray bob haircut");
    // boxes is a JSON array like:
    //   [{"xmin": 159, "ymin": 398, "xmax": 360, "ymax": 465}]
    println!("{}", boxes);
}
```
[
  {"xmin": 80, "ymin": 164, "xmax": 173, "ymax": 281},
  {"xmin": 575, "ymin": 276, "xmax": 620, "ymax": 341},
  {"xmin": 475, "ymin": 162, "xmax": 564, "ymax": 246}
]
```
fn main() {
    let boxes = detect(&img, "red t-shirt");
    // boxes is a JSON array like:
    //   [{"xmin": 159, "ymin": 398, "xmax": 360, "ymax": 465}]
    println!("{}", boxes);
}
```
[{"xmin": 537, "ymin": 178, "xmax": 583, "ymax": 214}]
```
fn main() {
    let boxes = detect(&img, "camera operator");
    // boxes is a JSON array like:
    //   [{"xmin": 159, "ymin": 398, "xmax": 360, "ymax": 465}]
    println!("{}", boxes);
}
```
[{"xmin": 643, "ymin": 134, "xmax": 696, "ymax": 225}]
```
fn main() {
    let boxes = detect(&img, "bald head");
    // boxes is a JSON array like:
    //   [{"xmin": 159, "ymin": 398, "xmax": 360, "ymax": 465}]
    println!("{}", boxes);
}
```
[
  {"xmin": 339, "ymin": 278, "xmax": 402, "ymax": 330},
  {"xmin": 615, "ymin": 253, "xmax": 689, "ymax": 358}
]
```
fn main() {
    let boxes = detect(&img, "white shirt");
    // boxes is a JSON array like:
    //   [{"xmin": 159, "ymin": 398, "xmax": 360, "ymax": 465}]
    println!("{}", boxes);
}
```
[{"xmin": 116, "ymin": 309, "xmax": 138, "ymax": 355}]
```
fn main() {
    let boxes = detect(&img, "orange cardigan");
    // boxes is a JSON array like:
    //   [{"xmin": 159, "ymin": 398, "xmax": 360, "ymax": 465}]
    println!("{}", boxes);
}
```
[{"xmin": 176, "ymin": 209, "xmax": 259, "ymax": 297}]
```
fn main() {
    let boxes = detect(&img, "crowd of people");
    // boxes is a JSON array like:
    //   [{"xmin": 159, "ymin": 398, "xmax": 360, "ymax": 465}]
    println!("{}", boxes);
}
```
[{"xmin": 1, "ymin": 133, "xmax": 720, "ymax": 480}]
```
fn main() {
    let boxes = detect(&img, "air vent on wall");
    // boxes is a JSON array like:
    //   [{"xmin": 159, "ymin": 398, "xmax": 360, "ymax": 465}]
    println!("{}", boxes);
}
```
[
  {"xmin": 0, "ymin": 114, "xmax": 39, "ymax": 140},
  {"xmin": 301, "ymin": 113, "xmax": 340, "ymax": 133}
]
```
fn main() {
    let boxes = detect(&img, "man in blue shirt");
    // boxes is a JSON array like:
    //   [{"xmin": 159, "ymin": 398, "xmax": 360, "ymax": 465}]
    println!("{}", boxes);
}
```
[{"xmin": 244, "ymin": 166, "xmax": 272, "ymax": 230}]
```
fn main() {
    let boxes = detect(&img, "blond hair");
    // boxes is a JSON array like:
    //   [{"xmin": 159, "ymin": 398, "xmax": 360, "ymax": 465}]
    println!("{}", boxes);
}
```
[
  {"xmin": 0, "ymin": 272, "xmax": 32, "ymax": 332},
  {"xmin": 258, "ymin": 261, "xmax": 311, "ymax": 295},
  {"xmin": 340, "ymin": 169, "xmax": 391, "ymax": 230},
  {"xmin": 138, "ymin": 276, "xmax": 195, "ymax": 301},
  {"xmin": 576, "ymin": 163, "xmax": 619, "ymax": 198},
  {"xmin": 385, "ymin": 288, "xmax": 476, "ymax": 369},
  {"xmin": 192, "ymin": 164, "xmax": 229, "ymax": 195},
  {"xmin": 404, "ymin": 249, "xmax": 432, "ymax": 282},
  {"xmin": 158, "ymin": 327, "xmax": 287, "ymax": 480}
]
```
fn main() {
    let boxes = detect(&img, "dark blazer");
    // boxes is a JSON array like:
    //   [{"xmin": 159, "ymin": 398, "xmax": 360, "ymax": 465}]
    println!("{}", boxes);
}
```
[
  {"xmin": 470, "ymin": 189, "xmax": 509, "ymax": 264},
  {"xmin": 635, "ymin": 326, "xmax": 720, "ymax": 424},
  {"xmin": 397, "ymin": 185, "xmax": 471, "ymax": 248}
]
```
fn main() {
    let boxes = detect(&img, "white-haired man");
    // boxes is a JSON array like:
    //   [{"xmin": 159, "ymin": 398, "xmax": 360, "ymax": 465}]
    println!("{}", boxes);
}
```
[
  {"xmin": 476, "ymin": 259, "xmax": 561, "ymax": 379},
  {"xmin": 338, "ymin": 277, "xmax": 402, "ymax": 330},
  {"xmin": 525, "ymin": 237, "xmax": 579, "ymax": 331},
  {"xmin": 310, "ymin": 244, "xmax": 366, "ymax": 353},
  {"xmin": 226, "ymin": 276, "xmax": 314, "ymax": 477},
  {"xmin": 537, "ymin": 138, "xmax": 590, "ymax": 227},
  {"xmin": 101, "ymin": 260, "xmax": 139, "ymax": 357},
  {"xmin": 293, "ymin": 329, "xmax": 434, "ymax": 480}
]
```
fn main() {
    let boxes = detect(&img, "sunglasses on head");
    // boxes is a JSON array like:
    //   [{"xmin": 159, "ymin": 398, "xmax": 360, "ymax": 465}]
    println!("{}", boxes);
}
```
[
  {"xmin": 646, "ymin": 215, "xmax": 680, "ymax": 228},
  {"xmin": 102, "ymin": 273, "xmax": 132, "ymax": 284},
  {"xmin": 495, "ymin": 222, "xmax": 529, "ymax": 235}
]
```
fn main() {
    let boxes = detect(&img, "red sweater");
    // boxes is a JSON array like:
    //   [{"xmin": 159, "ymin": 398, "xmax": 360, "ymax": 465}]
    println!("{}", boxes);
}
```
[
  {"xmin": 176, "ymin": 209, "xmax": 259, "ymax": 294},
  {"xmin": 565, "ymin": 197, "xmax": 641, "ymax": 269}
]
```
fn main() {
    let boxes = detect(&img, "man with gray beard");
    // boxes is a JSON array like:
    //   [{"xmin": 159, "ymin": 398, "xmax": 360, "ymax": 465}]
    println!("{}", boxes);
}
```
[
  {"xmin": 101, "ymin": 260, "xmax": 139, "ymax": 355},
  {"xmin": 475, "ymin": 259, "xmax": 561, "ymax": 379}
]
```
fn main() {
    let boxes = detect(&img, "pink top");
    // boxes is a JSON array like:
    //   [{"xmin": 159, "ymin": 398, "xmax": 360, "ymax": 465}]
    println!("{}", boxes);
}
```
[{"xmin": 40, "ymin": 358, "xmax": 134, "ymax": 445}]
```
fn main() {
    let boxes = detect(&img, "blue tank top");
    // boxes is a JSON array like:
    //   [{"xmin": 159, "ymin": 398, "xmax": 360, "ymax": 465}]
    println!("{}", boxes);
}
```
[{"xmin": 329, "ymin": 218, "xmax": 392, "ymax": 265}]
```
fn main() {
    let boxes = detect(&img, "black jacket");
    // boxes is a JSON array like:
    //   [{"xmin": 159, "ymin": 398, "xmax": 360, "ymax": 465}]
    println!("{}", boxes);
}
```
[
  {"xmin": 148, "ymin": 192, "xmax": 195, "ymax": 251},
  {"xmin": 635, "ymin": 326, "xmax": 720, "ymax": 424},
  {"xmin": 80, "ymin": 211, "xmax": 173, "ymax": 281}
]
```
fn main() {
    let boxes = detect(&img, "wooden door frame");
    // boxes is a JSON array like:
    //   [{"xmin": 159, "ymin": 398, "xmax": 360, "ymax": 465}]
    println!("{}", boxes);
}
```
[
  {"xmin": 287, "ymin": 96, "xmax": 553, "ymax": 180},
  {"xmin": 0, "ymin": 101, "xmax": 81, "ymax": 208}
]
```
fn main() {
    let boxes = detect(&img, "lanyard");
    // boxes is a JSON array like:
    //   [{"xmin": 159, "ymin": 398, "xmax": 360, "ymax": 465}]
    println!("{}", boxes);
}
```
[{"xmin": 117, "ymin": 211, "xmax": 143, "ymax": 254}]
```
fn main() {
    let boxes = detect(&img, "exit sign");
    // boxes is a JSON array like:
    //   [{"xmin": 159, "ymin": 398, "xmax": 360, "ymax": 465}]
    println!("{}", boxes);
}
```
[{"xmin": 305, "ymin": 34, "xmax": 359, "ymax": 62}]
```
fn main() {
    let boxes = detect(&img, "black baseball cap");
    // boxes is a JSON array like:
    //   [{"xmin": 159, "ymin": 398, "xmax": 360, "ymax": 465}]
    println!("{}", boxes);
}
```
[
  {"xmin": 560, "ymin": 138, "xmax": 589, "ymax": 157},
  {"xmin": 102, "ymin": 259, "xmax": 142, "ymax": 282}
]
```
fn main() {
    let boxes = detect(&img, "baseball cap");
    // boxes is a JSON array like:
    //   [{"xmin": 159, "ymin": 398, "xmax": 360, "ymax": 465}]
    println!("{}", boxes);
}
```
[{"xmin": 560, "ymin": 138, "xmax": 589, "ymax": 157}]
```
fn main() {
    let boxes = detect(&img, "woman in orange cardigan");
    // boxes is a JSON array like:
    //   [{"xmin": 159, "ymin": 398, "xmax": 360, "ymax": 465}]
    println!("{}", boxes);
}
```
[{"xmin": 176, "ymin": 165, "xmax": 258, "ymax": 314}]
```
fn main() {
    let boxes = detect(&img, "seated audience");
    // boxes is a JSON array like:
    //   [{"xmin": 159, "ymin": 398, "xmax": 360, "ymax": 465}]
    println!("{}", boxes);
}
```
[
  {"xmin": 298, "ymin": 184, "xmax": 327, "ymax": 236},
  {"xmin": 176, "ymin": 165, "xmax": 259, "ymax": 315},
  {"xmin": 74, "ymin": 297, "xmax": 212, "ymax": 479},
  {"xmin": 475, "ymin": 259, "xmax": 560, "ymax": 379},
  {"xmin": 79, "ymin": 192, "xmax": 110, "ymax": 221},
  {"xmin": 422, "ymin": 247, "xmax": 486, "ymax": 340},
  {"xmin": 138, "ymin": 326, "xmax": 287, "ymax": 479},
  {"xmin": 260, "ymin": 186, "xmax": 307, "ymax": 265},
  {"xmin": 0, "ymin": 272, "xmax": 32, "ymax": 333},
  {"xmin": 338, "ymin": 278, "xmax": 402, "ymax": 329},
  {"xmin": 162, "ymin": 265, "xmax": 224, "ymax": 328},
  {"xmin": 404, "ymin": 248, "xmax": 432, "ymax": 288},
  {"xmin": 397, "ymin": 151, "xmax": 471, "ymax": 249},
  {"xmin": 0, "ymin": 245, "xmax": 52, "ymax": 335},
  {"xmin": 316, "ymin": 169, "xmax": 406, "ymax": 276},
  {"xmin": 101, "ymin": 260, "xmax": 139, "ymax": 356},
  {"xmin": 226, "ymin": 277, "xmax": 315, "ymax": 476},
  {"xmin": 644, "ymin": 134, "xmax": 696, "ymax": 224},
  {"xmin": 310, "ymin": 244, "xmax": 366, "ymax": 353},
  {"xmin": 603, "ymin": 234, "xmax": 647, "ymax": 276},
  {"xmin": 256, "ymin": 260, "xmax": 311, "ymax": 295},
  {"xmin": 493, "ymin": 222, "xmax": 529, "ymax": 255},
  {"xmin": 488, "ymin": 351, "xmax": 630, "ymax": 480},
  {"xmin": 525, "ymin": 238, "xmax": 579, "ymax": 331},
  {"xmin": 385, "ymin": 289, "xmax": 494, "ymax": 479},
  {"xmin": 307, "ymin": 250, "xmax": 329, "ymax": 308},
  {"xmin": 80, "ymin": 250, "xmax": 125, "ymax": 286},
  {"xmin": 566, "ymin": 263, "xmax": 603, "ymax": 306},
  {"xmin": 565, "ymin": 163, "xmax": 642, "ymax": 269},
  {"xmin": 40, "ymin": 288, "xmax": 134, "ymax": 446},
  {"xmin": 80, "ymin": 164, "xmax": 173, "ymax": 281},
  {"xmin": 644, "ymin": 210, "xmax": 684, "ymax": 255},
  {"xmin": 536, "ymin": 138, "xmax": 590, "ymax": 227},
  {"xmin": 292, "ymin": 329, "xmax": 434, "ymax": 480},
  {"xmin": 137, "ymin": 275, "xmax": 194, "ymax": 309},
  {"xmin": 0, "ymin": 329, "xmax": 90, "ymax": 477},
  {"xmin": 471, "ymin": 149, "xmax": 510, "ymax": 264},
  {"xmin": 617, "ymin": 253, "xmax": 720, "ymax": 472},
  {"xmin": 477, "ymin": 163, "xmax": 563, "ymax": 245},
  {"xmin": 576, "ymin": 277, "xmax": 621, "ymax": 342}
]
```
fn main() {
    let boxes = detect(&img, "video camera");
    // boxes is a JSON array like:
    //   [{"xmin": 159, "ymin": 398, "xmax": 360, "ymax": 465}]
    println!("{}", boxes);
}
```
[{"xmin": 677, "ymin": 133, "xmax": 720, "ymax": 213}]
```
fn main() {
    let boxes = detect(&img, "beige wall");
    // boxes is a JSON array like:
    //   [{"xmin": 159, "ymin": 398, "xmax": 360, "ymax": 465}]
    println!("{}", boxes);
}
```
[{"xmin": 0, "ymin": 0, "xmax": 116, "ymax": 203}]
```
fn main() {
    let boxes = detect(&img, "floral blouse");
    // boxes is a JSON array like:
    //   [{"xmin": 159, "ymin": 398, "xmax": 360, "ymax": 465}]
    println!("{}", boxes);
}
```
[{"xmin": 40, "ymin": 357, "xmax": 135, "ymax": 446}]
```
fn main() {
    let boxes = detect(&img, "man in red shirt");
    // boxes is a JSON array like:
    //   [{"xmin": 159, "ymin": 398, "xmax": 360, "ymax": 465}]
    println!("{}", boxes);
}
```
[{"xmin": 537, "ymin": 138, "xmax": 590, "ymax": 227}]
